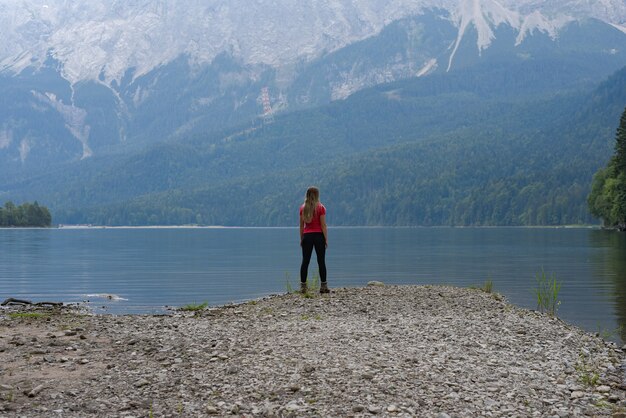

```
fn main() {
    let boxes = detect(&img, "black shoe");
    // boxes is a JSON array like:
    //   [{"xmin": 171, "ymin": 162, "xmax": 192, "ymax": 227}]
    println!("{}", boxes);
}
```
[{"xmin": 320, "ymin": 282, "xmax": 330, "ymax": 294}]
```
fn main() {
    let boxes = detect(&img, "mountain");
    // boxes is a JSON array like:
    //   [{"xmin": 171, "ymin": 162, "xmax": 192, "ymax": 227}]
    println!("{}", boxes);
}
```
[
  {"xmin": 1, "ymin": 1, "xmax": 625, "ymax": 226},
  {"xmin": 1, "ymin": 1, "xmax": 625, "ymax": 171},
  {"xmin": 5, "ymin": 64, "xmax": 626, "ymax": 227}
]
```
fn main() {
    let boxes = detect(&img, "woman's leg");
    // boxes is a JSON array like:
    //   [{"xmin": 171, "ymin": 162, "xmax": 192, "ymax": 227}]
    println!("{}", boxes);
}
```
[
  {"xmin": 300, "ymin": 234, "xmax": 314, "ymax": 283},
  {"xmin": 312, "ymin": 233, "xmax": 327, "ymax": 282}
]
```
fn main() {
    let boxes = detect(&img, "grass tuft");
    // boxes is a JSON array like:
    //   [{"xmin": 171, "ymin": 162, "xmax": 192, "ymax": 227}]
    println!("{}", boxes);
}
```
[
  {"xmin": 576, "ymin": 353, "xmax": 600, "ymax": 387},
  {"xmin": 285, "ymin": 272, "xmax": 321, "ymax": 297},
  {"xmin": 482, "ymin": 279, "xmax": 494, "ymax": 294},
  {"xmin": 179, "ymin": 302, "xmax": 208, "ymax": 312},
  {"xmin": 469, "ymin": 278, "xmax": 494, "ymax": 294},
  {"xmin": 8, "ymin": 312, "xmax": 49, "ymax": 319},
  {"xmin": 534, "ymin": 268, "xmax": 561, "ymax": 317}
]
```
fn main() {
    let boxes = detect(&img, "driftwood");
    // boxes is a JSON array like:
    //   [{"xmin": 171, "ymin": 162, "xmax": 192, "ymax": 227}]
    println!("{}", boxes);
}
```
[{"xmin": 1, "ymin": 297, "xmax": 63, "ymax": 307}]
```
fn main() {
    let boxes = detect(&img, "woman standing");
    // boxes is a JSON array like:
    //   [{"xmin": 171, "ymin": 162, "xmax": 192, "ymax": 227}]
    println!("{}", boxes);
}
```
[{"xmin": 299, "ymin": 186, "xmax": 329, "ymax": 294}]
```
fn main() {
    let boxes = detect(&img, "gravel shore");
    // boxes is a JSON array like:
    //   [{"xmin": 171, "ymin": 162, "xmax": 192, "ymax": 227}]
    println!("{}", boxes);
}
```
[{"xmin": 2, "ymin": 284, "xmax": 626, "ymax": 417}]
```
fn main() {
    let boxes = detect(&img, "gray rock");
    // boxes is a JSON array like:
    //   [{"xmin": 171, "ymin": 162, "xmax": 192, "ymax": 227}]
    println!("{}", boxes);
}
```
[
  {"xmin": 570, "ymin": 391, "xmax": 585, "ymax": 399},
  {"xmin": 367, "ymin": 281, "xmax": 385, "ymax": 287},
  {"xmin": 28, "ymin": 384, "xmax": 45, "ymax": 398},
  {"xmin": 134, "ymin": 379, "xmax": 149, "ymax": 388},
  {"xmin": 368, "ymin": 405, "xmax": 382, "ymax": 414}
]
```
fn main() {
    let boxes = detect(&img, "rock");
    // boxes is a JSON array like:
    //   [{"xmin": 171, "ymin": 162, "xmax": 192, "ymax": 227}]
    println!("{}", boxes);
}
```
[
  {"xmin": 134, "ymin": 379, "xmax": 149, "ymax": 388},
  {"xmin": 28, "ymin": 384, "xmax": 45, "ymax": 398},
  {"xmin": 387, "ymin": 404, "xmax": 399, "ymax": 412},
  {"xmin": 205, "ymin": 405, "xmax": 219, "ymax": 415},
  {"xmin": 571, "ymin": 391, "xmax": 585, "ymax": 399},
  {"xmin": 285, "ymin": 401, "xmax": 301, "ymax": 412},
  {"xmin": 367, "ymin": 405, "xmax": 382, "ymax": 414},
  {"xmin": 352, "ymin": 405, "xmax": 365, "ymax": 412},
  {"xmin": 596, "ymin": 385, "xmax": 611, "ymax": 393},
  {"xmin": 367, "ymin": 281, "xmax": 385, "ymax": 287}
]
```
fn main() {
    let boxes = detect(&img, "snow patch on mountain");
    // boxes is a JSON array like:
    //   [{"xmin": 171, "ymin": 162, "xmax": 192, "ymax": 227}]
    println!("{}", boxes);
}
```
[
  {"xmin": 1, "ymin": 0, "xmax": 625, "ymax": 88},
  {"xmin": 515, "ymin": 11, "xmax": 572, "ymax": 45},
  {"xmin": 417, "ymin": 58, "xmax": 438, "ymax": 77},
  {"xmin": 0, "ymin": 125, "xmax": 12, "ymax": 149},
  {"xmin": 19, "ymin": 139, "xmax": 31, "ymax": 163},
  {"xmin": 32, "ymin": 91, "xmax": 92, "ymax": 159},
  {"xmin": 447, "ymin": 0, "xmax": 519, "ymax": 70},
  {"xmin": 611, "ymin": 23, "xmax": 626, "ymax": 35}
]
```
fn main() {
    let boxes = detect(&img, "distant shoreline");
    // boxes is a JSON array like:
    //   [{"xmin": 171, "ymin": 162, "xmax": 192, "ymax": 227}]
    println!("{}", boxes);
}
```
[{"xmin": 46, "ymin": 224, "xmax": 604, "ymax": 230}]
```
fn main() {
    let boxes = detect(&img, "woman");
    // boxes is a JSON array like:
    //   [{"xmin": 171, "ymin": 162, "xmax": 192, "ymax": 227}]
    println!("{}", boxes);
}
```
[{"xmin": 299, "ymin": 186, "xmax": 329, "ymax": 294}]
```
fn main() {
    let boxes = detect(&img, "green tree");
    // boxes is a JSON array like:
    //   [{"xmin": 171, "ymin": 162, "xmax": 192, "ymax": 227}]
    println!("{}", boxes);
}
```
[
  {"xmin": 616, "ymin": 110, "xmax": 626, "ymax": 173},
  {"xmin": 0, "ymin": 201, "xmax": 52, "ymax": 227},
  {"xmin": 588, "ymin": 107, "xmax": 626, "ymax": 230}
]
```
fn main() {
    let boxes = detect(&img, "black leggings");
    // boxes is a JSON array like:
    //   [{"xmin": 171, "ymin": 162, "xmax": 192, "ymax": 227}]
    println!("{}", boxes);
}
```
[{"xmin": 300, "ymin": 232, "xmax": 327, "ymax": 283}]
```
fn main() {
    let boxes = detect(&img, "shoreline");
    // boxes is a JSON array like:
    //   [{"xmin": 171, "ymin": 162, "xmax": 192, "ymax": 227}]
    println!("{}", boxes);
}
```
[
  {"xmin": 0, "ymin": 225, "xmax": 604, "ymax": 230},
  {"xmin": 1, "ymin": 284, "xmax": 626, "ymax": 417}
]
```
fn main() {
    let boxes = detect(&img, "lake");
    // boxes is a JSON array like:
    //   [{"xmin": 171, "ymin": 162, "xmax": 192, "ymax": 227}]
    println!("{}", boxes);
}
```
[{"xmin": 1, "ymin": 227, "xmax": 625, "ymax": 341}]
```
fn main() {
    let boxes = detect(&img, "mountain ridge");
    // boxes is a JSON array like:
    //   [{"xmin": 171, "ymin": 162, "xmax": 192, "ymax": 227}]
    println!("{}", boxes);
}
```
[{"xmin": 2, "ymin": 0, "xmax": 624, "ymax": 85}]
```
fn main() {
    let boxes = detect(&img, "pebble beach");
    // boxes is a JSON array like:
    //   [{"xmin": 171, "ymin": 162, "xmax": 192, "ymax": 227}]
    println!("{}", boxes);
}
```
[{"xmin": 2, "ymin": 284, "xmax": 626, "ymax": 417}]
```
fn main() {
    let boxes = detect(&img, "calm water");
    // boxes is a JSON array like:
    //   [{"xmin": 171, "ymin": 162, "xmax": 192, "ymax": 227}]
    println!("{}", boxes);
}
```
[{"xmin": 1, "ymin": 227, "xmax": 625, "ymax": 340}]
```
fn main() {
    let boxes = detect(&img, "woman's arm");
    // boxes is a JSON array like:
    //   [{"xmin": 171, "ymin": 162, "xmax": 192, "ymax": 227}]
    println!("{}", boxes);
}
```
[
  {"xmin": 299, "ymin": 213, "xmax": 305, "ymax": 246},
  {"xmin": 320, "ymin": 214, "xmax": 328, "ymax": 248}
]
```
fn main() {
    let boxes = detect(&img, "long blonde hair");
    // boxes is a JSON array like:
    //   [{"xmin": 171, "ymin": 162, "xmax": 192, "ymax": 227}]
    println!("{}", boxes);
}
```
[{"xmin": 303, "ymin": 186, "xmax": 320, "ymax": 223}]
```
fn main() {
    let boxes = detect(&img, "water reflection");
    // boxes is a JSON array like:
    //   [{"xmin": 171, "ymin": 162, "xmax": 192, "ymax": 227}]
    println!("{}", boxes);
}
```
[{"xmin": 589, "ymin": 230, "xmax": 626, "ymax": 341}]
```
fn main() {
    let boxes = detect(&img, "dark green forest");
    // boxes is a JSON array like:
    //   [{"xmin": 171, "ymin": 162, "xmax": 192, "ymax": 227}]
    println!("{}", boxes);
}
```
[
  {"xmin": 50, "ymin": 66, "xmax": 626, "ymax": 227},
  {"xmin": 4, "ymin": 64, "xmax": 626, "ymax": 227},
  {"xmin": 588, "ymin": 107, "xmax": 626, "ymax": 230},
  {"xmin": 0, "ymin": 201, "xmax": 52, "ymax": 227}
]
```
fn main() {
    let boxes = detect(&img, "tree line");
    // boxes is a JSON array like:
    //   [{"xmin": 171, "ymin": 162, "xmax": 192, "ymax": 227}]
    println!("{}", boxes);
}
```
[
  {"xmin": 0, "ymin": 201, "xmax": 52, "ymax": 227},
  {"xmin": 588, "ymin": 107, "xmax": 626, "ymax": 230}
]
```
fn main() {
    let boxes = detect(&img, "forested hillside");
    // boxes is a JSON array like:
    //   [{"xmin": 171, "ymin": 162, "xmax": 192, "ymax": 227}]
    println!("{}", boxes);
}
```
[
  {"xmin": 588, "ymin": 106, "xmax": 626, "ymax": 230},
  {"xmin": 45, "ymin": 66, "xmax": 626, "ymax": 226}
]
